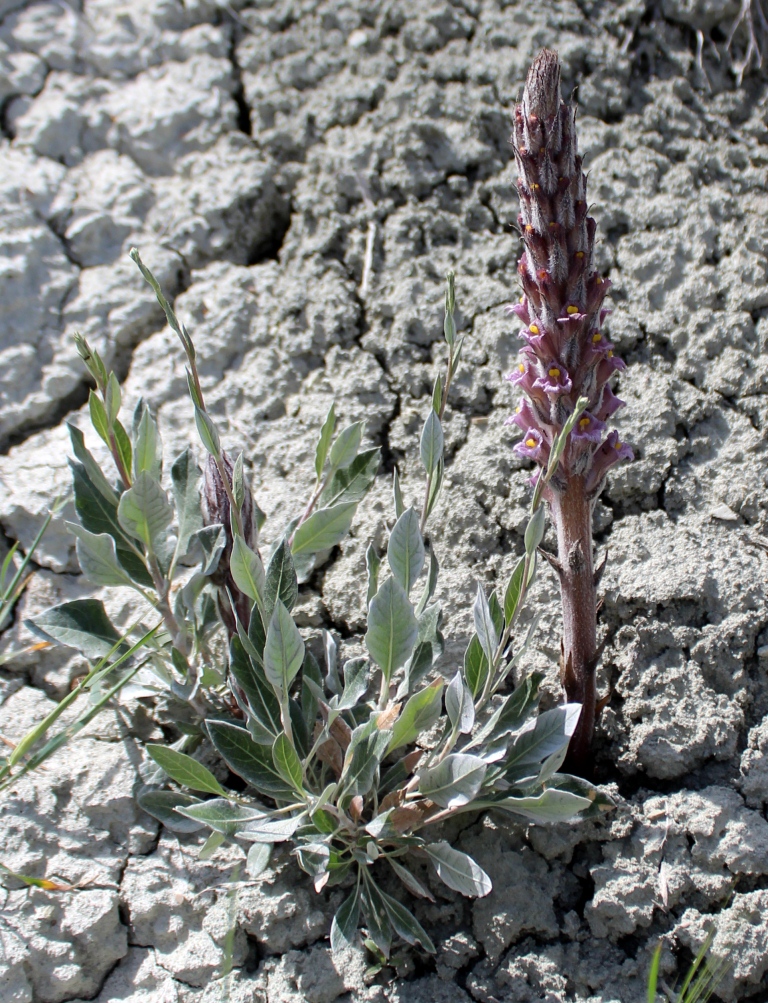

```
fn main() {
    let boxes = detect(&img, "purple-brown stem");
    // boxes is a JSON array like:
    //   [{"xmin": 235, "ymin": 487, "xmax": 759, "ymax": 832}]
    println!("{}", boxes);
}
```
[{"xmin": 550, "ymin": 481, "xmax": 596, "ymax": 772}]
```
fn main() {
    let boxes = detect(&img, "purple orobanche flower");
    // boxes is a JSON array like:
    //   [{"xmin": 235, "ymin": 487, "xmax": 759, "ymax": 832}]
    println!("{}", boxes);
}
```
[{"xmin": 506, "ymin": 49, "xmax": 632, "ymax": 774}]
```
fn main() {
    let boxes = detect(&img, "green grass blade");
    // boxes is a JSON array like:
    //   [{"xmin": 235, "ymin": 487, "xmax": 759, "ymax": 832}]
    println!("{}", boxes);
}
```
[
  {"xmin": 8, "ymin": 620, "xmax": 161, "ymax": 767},
  {"xmin": 22, "ymin": 663, "xmax": 143, "ymax": 774},
  {"xmin": 678, "ymin": 930, "xmax": 714, "ymax": 1001},
  {"xmin": 647, "ymin": 943, "xmax": 661, "ymax": 1002},
  {"xmin": 0, "ymin": 542, "xmax": 19, "ymax": 591}
]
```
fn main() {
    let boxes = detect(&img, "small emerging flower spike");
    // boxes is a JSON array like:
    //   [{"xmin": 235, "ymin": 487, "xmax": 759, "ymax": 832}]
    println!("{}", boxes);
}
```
[
  {"xmin": 202, "ymin": 451, "xmax": 255, "ymax": 636},
  {"xmin": 507, "ymin": 49, "xmax": 633, "ymax": 774}
]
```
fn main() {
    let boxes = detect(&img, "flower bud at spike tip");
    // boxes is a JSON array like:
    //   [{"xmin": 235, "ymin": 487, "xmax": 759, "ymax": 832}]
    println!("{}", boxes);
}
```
[{"xmin": 504, "ymin": 49, "xmax": 634, "ymax": 776}]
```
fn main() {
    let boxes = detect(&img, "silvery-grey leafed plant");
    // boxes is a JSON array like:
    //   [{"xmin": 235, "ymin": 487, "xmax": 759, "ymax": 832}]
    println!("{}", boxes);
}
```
[
  {"xmin": 137, "ymin": 274, "xmax": 609, "ymax": 961},
  {"xmin": 1, "ymin": 251, "xmax": 379, "ymax": 793},
  {"xmin": 506, "ymin": 49, "xmax": 633, "ymax": 773}
]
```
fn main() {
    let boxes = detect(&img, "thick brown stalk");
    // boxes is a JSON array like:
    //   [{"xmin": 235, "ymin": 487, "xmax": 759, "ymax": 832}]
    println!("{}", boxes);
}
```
[{"xmin": 550, "ymin": 480, "xmax": 596, "ymax": 774}]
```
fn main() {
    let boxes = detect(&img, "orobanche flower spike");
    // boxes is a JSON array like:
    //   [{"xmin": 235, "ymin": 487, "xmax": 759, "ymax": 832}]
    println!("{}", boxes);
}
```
[{"xmin": 506, "ymin": 49, "xmax": 632, "ymax": 773}]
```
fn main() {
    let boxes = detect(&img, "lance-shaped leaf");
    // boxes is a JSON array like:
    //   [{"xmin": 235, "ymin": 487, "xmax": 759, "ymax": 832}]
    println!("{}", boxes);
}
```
[
  {"xmin": 194, "ymin": 407, "xmax": 220, "ymax": 456},
  {"xmin": 341, "ymin": 721, "xmax": 392, "ymax": 798},
  {"xmin": 417, "ymin": 753, "xmax": 487, "ymax": 808},
  {"xmin": 176, "ymin": 798, "xmax": 267, "ymax": 835},
  {"xmin": 117, "ymin": 471, "xmax": 173, "ymax": 557},
  {"xmin": 388, "ymin": 678, "xmax": 443, "ymax": 753},
  {"xmin": 388, "ymin": 859, "xmax": 435, "ymax": 902},
  {"xmin": 272, "ymin": 733, "xmax": 304, "ymax": 795},
  {"xmin": 105, "ymin": 372, "xmax": 121, "ymax": 424},
  {"xmin": 324, "ymin": 630, "xmax": 340, "ymax": 695},
  {"xmin": 296, "ymin": 842, "xmax": 331, "ymax": 877},
  {"xmin": 329, "ymin": 421, "xmax": 364, "ymax": 470},
  {"xmin": 191, "ymin": 525, "xmax": 226, "ymax": 577},
  {"xmin": 524, "ymin": 505, "xmax": 546, "ymax": 556},
  {"xmin": 246, "ymin": 842, "xmax": 272, "ymax": 878},
  {"xmin": 420, "ymin": 409, "xmax": 444, "ymax": 475},
  {"xmin": 379, "ymin": 887, "xmax": 435, "ymax": 953},
  {"xmin": 504, "ymin": 704, "xmax": 582, "ymax": 778},
  {"xmin": 171, "ymin": 448, "xmax": 203, "ymax": 560},
  {"xmin": 145, "ymin": 745, "xmax": 227, "ymax": 796},
  {"xmin": 229, "ymin": 636, "xmax": 281, "ymax": 740},
  {"xmin": 89, "ymin": 391, "xmax": 110, "ymax": 444},
  {"xmin": 490, "ymin": 788, "xmax": 592, "ymax": 823},
  {"xmin": 415, "ymin": 547, "xmax": 439, "ymax": 617},
  {"xmin": 445, "ymin": 671, "xmax": 475, "ymax": 735},
  {"xmin": 387, "ymin": 508, "xmax": 424, "ymax": 595},
  {"xmin": 504, "ymin": 556, "xmax": 526, "ymax": 624},
  {"xmin": 424, "ymin": 842, "xmax": 491, "ymax": 898},
  {"xmin": 292, "ymin": 503, "xmax": 357, "ymax": 556},
  {"xmin": 263, "ymin": 601, "xmax": 305, "ymax": 698},
  {"xmin": 362, "ymin": 879, "xmax": 393, "ymax": 958},
  {"xmin": 67, "ymin": 423, "xmax": 118, "ymax": 505},
  {"xmin": 398, "ymin": 614, "xmax": 443, "ymax": 698},
  {"xmin": 232, "ymin": 452, "xmax": 245, "ymax": 512},
  {"xmin": 365, "ymin": 543, "xmax": 380, "ymax": 607},
  {"xmin": 69, "ymin": 459, "xmax": 152, "ymax": 587},
  {"xmin": 133, "ymin": 402, "xmax": 162, "ymax": 480},
  {"xmin": 68, "ymin": 525, "xmax": 134, "ymax": 589},
  {"xmin": 314, "ymin": 403, "xmax": 336, "ymax": 478},
  {"xmin": 206, "ymin": 720, "xmax": 295, "ymax": 799},
  {"xmin": 463, "ymin": 634, "xmax": 488, "ymax": 700},
  {"xmin": 113, "ymin": 419, "xmax": 133, "ymax": 478},
  {"xmin": 320, "ymin": 448, "xmax": 380, "ymax": 507},
  {"xmin": 265, "ymin": 540, "xmax": 298, "ymax": 616},
  {"xmin": 365, "ymin": 577, "xmax": 418, "ymax": 684},
  {"xmin": 545, "ymin": 774, "xmax": 614, "ymax": 820},
  {"xmin": 28, "ymin": 599, "xmax": 123, "ymax": 659},
  {"xmin": 473, "ymin": 584, "xmax": 498, "ymax": 667},
  {"xmin": 301, "ymin": 648, "xmax": 323, "ymax": 724},
  {"xmin": 466, "ymin": 671, "xmax": 542, "ymax": 752},
  {"xmin": 137, "ymin": 790, "xmax": 204, "ymax": 834},
  {"xmin": 333, "ymin": 658, "xmax": 369, "ymax": 712},
  {"xmin": 230, "ymin": 535, "xmax": 265, "ymax": 604},
  {"xmin": 331, "ymin": 886, "xmax": 360, "ymax": 955},
  {"xmin": 239, "ymin": 813, "xmax": 303, "ymax": 843}
]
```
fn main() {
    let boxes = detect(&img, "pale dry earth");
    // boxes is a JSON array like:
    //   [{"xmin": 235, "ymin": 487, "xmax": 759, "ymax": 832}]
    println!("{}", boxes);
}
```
[{"xmin": 1, "ymin": 1, "xmax": 768, "ymax": 1001}]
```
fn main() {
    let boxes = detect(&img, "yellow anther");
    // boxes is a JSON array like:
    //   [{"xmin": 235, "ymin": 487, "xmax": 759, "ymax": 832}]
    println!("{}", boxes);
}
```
[
  {"xmin": 566, "ymin": 305, "xmax": 579, "ymax": 315},
  {"xmin": 592, "ymin": 333, "xmax": 602, "ymax": 343},
  {"xmin": 529, "ymin": 324, "xmax": 539, "ymax": 334},
  {"xmin": 525, "ymin": 438, "xmax": 537, "ymax": 448},
  {"xmin": 525, "ymin": 224, "xmax": 535, "ymax": 233},
  {"xmin": 615, "ymin": 440, "xmax": 623, "ymax": 450},
  {"xmin": 518, "ymin": 363, "xmax": 525, "ymax": 372},
  {"xmin": 548, "ymin": 367, "xmax": 561, "ymax": 379},
  {"xmin": 579, "ymin": 417, "xmax": 590, "ymax": 429},
  {"xmin": 531, "ymin": 182, "xmax": 540, "ymax": 190},
  {"xmin": 607, "ymin": 350, "xmax": 614, "ymax": 358},
  {"xmin": 549, "ymin": 221, "xmax": 557, "ymax": 229},
  {"xmin": 575, "ymin": 251, "xmax": 585, "ymax": 258},
  {"xmin": 596, "ymin": 275, "xmax": 603, "ymax": 284}
]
